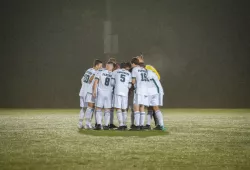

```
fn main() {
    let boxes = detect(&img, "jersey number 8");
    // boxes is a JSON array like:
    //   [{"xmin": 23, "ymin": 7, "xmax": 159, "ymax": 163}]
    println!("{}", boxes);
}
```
[{"xmin": 105, "ymin": 77, "xmax": 110, "ymax": 86}]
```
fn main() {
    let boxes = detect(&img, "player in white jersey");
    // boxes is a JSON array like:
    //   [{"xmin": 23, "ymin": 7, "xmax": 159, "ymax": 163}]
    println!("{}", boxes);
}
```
[
  {"xmin": 146, "ymin": 70, "xmax": 166, "ymax": 131},
  {"xmin": 131, "ymin": 57, "xmax": 149, "ymax": 130},
  {"xmin": 78, "ymin": 59, "xmax": 103, "ymax": 129},
  {"xmin": 111, "ymin": 62, "xmax": 132, "ymax": 130},
  {"xmin": 93, "ymin": 61, "xmax": 115, "ymax": 130}
]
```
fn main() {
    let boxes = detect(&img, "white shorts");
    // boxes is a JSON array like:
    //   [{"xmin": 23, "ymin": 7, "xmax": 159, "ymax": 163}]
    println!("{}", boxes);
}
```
[
  {"xmin": 133, "ymin": 94, "xmax": 149, "ymax": 106},
  {"xmin": 96, "ymin": 91, "xmax": 113, "ymax": 109},
  {"xmin": 80, "ymin": 96, "xmax": 87, "ymax": 108},
  {"xmin": 113, "ymin": 95, "xmax": 128, "ymax": 110},
  {"xmin": 85, "ymin": 92, "xmax": 95, "ymax": 103},
  {"xmin": 148, "ymin": 94, "xmax": 163, "ymax": 106}
]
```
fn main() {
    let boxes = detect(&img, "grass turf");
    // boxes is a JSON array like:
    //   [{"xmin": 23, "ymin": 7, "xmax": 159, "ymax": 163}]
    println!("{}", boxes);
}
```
[{"xmin": 0, "ymin": 109, "xmax": 250, "ymax": 170}]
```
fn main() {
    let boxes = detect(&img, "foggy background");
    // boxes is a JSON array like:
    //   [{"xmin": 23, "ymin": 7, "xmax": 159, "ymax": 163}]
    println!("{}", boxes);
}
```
[{"xmin": 1, "ymin": 0, "xmax": 250, "ymax": 108}]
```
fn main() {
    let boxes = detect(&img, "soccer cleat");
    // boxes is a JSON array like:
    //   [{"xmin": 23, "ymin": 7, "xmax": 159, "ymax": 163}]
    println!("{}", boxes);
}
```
[
  {"xmin": 137, "ymin": 126, "xmax": 142, "ymax": 131},
  {"xmin": 109, "ymin": 124, "xmax": 118, "ymax": 129},
  {"xmin": 78, "ymin": 123, "xmax": 84, "ymax": 129},
  {"xmin": 140, "ymin": 126, "xmax": 145, "ymax": 131},
  {"xmin": 85, "ymin": 124, "xmax": 93, "ymax": 130},
  {"xmin": 160, "ymin": 126, "xmax": 167, "ymax": 131},
  {"xmin": 123, "ymin": 125, "xmax": 128, "ymax": 129},
  {"xmin": 129, "ymin": 125, "xmax": 138, "ymax": 131},
  {"xmin": 117, "ymin": 126, "xmax": 125, "ymax": 131},
  {"xmin": 144, "ymin": 124, "xmax": 151, "ymax": 130},
  {"xmin": 153, "ymin": 125, "xmax": 161, "ymax": 130},
  {"xmin": 103, "ymin": 126, "xmax": 110, "ymax": 130},
  {"xmin": 95, "ymin": 124, "xmax": 102, "ymax": 130},
  {"xmin": 130, "ymin": 124, "xmax": 136, "ymax": 129}
]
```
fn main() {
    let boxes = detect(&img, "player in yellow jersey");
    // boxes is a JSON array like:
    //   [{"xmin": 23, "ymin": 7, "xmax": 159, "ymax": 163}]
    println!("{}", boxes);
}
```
[{"xmin": 136, "ymin": 54, "xmax": 161, "ymax": 129}]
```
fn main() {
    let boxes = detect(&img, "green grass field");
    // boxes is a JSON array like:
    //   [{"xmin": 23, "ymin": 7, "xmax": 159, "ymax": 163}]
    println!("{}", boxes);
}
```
[{"xmin": 0, "ymin": 109, "xmax": 250, "ymax": 170}]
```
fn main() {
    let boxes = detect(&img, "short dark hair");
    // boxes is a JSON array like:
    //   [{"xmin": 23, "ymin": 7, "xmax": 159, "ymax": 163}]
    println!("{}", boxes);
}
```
[
  {"xmin": 131, "ymin": 57, "xmax": 140, "ymax": 65},
  {"xmin": 107, "ymin": 61, "xmax": 116, "ymax": 68},
  {"xmin": 94, "ymin": 59, "xmax": 102, "ymax": 66},
  {"xmin": 120, "ymin": 62, "xmax": 126, "ymax": 69},
  {"xmin": 126, "ymin": 62, "xmax": 131, "ymax": 68}
]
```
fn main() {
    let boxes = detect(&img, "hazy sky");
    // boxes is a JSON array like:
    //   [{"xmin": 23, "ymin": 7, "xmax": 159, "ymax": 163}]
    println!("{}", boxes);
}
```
[{"xmin": 1, "ymin": 0, "xmax": 250, "ymax": 108}]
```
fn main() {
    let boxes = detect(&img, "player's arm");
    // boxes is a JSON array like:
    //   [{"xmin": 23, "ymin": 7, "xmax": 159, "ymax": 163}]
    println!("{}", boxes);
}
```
[
  {"xmin": 89, "ymin": 74, "xmax": 95, "ymax": 83},
  {"xmin": 92, "ymin": 72, "xmax": 100, "ymax": 98},
  {"xmin": 131, "ymin": 68, "xmax": 136, "ymax": 85},
  {"xmin": 111, "ymin": 71, "xmax": 116, "ymax": 86},
  {"xmin": 92, "ymin": 78, "xmax": 98, "ymax": 98}
]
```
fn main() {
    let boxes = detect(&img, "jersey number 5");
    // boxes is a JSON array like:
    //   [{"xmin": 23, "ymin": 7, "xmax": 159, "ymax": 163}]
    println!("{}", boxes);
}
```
[
  {"xmin": 120, "ymin": 74, "xmax": 125, "ymax": 82},
  {"xmin": 105, "ymin": 77, "xmax": 110, "ymax": 86}
]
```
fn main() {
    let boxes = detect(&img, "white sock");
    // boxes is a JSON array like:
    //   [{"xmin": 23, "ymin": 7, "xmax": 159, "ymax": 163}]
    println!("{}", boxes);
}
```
[
  {"xmin": 104, "ymin": 110, "xmax": 110, "ymax": 126},
  {"xmin": 110, "ymin": 109, "xmax": 114, "ymax": 124},
  {"xmin": 79, "ymin": 108, "xmax": 85, "ymax": 126},
  {"xmin": 122, "ymin": 111, "xmax": 127, "ymax": 126},
  {"xmin": 147, "ymin": 110, "xmax": 153, "ymax": 125},
  {"xmin": 134, "ymin": 111, "xmax": 140, "ymax": 126},
  {"xmin": 96, "ymin": 109, "xmax": 103, "ymax": 125},
  {"xmin": 140, "ymin": 112, "xmax": 145, "ymax": 126},
  {"xmin": 155, "ymin": 110, "xmax": 164, "ymax": 126},
  {"xmin": 131, "ymin": 109, "xmax": 134, "ymax": 125},
  {"xmin": 117, "ymin": 110, "xmax": 123, "ymax": 126},
  {"xmin": 85, "ymin": 107, "xmax": 93, "ymax": 126}
]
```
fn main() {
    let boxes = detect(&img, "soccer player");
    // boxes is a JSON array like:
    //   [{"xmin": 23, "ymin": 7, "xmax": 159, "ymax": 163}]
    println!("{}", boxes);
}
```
[
  {"xmin": 146, "ymin": 69, "xmax": 166, "ymax": 131},
  {"xmin": 108, "ymin": 57, "xmax": 119, "ymax": 129},
  {"xmin": 131, "ymin": 57, "xmax": 149, "ymax": 130},
  {"xmin": 136, "ymin": 55, "xmax": 160, "ymax": 128},
  {"xmin": 93, "ymin": 61, "xmax": 115, "ymax": 130},
  {"xmin": 112, "ymin": 62, "xmax": 132, "ymax": 130},
  {"xmin": 78, "ymin": 59, "xmax": 103, "ymax": 129}
]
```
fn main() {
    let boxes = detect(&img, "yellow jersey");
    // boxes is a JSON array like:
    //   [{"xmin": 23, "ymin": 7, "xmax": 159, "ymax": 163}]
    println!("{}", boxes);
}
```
[{"xmin": 145, "ymin": 65, "xmax": 160, "ymax": 80}]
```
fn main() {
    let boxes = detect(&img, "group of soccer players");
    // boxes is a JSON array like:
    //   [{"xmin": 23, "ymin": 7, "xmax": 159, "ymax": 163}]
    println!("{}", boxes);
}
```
[{"xmin": 78, "ymin": 55, "xmax": 166, "ymax": 131}]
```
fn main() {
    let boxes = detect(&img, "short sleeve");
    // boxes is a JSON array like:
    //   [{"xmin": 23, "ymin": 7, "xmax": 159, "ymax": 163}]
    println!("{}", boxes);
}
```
[{"xmin": 131, "ymin": 67, "xmax": 137, "ymax": 79}]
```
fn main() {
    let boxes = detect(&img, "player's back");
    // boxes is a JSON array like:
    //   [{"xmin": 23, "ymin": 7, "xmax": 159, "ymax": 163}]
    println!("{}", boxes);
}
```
[
  {"xmin": 96, "ymin": 69, "xmax": 113, "ymax": 93},
  {"xmin": 147, "ymin": 70, "xmax": 164, "ymax": 95},
  {"xmin": 79, "ymin": 68, "xmax": 96, "ymax": 95},
  {"xmin": 132, "ymin": 66, "xmax": 148, "ymax": 95},
  {"xmin": 113, "ymin": 69, "xmax": 131, "ymax": 96}
]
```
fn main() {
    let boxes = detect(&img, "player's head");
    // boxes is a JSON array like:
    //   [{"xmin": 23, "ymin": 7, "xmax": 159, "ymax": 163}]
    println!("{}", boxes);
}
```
[
  {"xmin": 106, "ymin": 61, "xmax": 115, "ymax": 71},
  {"xmin": 136, "ymin": 54, "xmax": 144, "ymax": 63},
  {"xmin": 120, "ymin": 62, "xmax": 126, "ymax": 69},
  {"xmin": 131, "ymin": 57, "xmax": 140, "ymax": 68},
  {"xmin": 125, "ymin": 62, "xmax": 131, "ymax": 70},
  {"xmin": 108, "ymin": 58, "xmax": 116, "ymax": 64},
  {"xmin": 93, "ymin": 59, "xmax": 103, "ymax": 69}
]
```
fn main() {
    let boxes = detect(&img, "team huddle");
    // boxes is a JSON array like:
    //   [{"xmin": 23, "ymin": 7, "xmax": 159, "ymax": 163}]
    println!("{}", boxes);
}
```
[{"xmin": 78, "ymin": 56, "xmax": 166, "ymax": 131}]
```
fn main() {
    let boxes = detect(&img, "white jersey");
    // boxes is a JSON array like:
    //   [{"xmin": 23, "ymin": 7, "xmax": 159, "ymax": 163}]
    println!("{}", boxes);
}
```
[
  {"xmin": 112, "ymin": 69, "xmax": 132, "ymax": 97},
  {"xmin": 147, "ymin": 70, "xmax": 164, "ymax": 95},
  {"xmin": 131, "ymin": 66, "xmax": 148, "ymax": 95},
  {"xmin": 95, "ymin": 69, "xmax": 113, "ymax": 92},
  {"xmin": 79, "ymin": 68, "xmax": 96, "ymax": 96}
]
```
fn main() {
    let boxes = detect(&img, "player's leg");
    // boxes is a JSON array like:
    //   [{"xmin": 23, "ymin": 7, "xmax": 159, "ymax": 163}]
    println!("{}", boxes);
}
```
[
  {"xmin": 84, "ymin": 93, "xmax": 96, "ymax": 129},
  {"xmin": 121, "ymin": 95, "xmax": 128, "ymax": 129},
  {"xmin": 103, "ymin": 92, "xmax": 112, "ymax": 130},
  {"xmin": 109, "ymin": 95, "xmax": 117, "ymax": 128},
  {"xmin": 145, "ymin": 106, "xmax": 153, "ymax": 130},
  {"xmin": 95, "ymin": 92, "xmax": 105, "ymax": 130},
  {"xmin": 114, "ymin": 95, "xmax": 123, "ymax": 130},
  {"xmin": 153, "ymin": 94, "xmax": 166, "ymax": 131},
  {"xmin": 139, "ymin": 104, "xmax": 146, "ymax": 130},
  {"xmin": 78, "ymin": 96, "xmax": 86, "ymax": 129},
  {"xmin": 85, "ymin": 102, "xmax": 95, "ymax": 129},
  {"xmin": 132, "ymin": 94, "xmax": 141, "ymax": 130}
]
